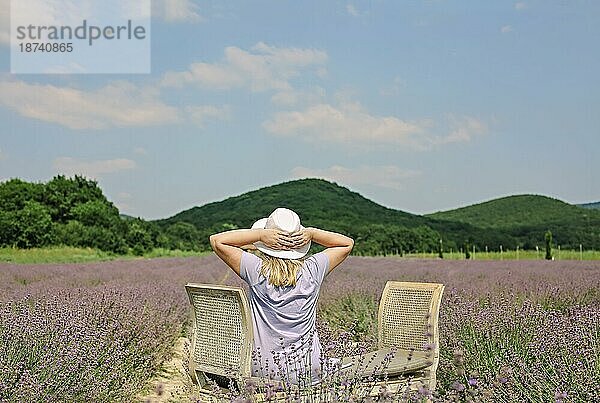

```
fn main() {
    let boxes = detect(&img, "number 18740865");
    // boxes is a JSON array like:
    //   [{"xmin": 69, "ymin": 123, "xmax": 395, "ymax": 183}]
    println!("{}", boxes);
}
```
[{"xmin": 19, "ymin": 42, "xmax": 73, "ymax": 53}]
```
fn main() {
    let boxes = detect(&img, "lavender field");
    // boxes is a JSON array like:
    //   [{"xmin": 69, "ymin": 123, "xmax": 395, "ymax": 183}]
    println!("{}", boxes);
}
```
[{"xmin": 1, "ymin": 255, "xmax": 599, "ymax": 402}]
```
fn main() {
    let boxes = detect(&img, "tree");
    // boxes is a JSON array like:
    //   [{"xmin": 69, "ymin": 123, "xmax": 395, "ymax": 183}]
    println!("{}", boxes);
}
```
[
  {"xmin": 164, "ymin": 222, "xmax": 202, "ymax": 251},
  {"xmin": 42, "ymin": 175, "xmax": 106, "ymax": 222},
  {"xmin": 71, "ymin": 200, "xmax": 121, "ymax": 228},
  {"xmin": 52, "ymin": 220, "xmax": 87, "ymax": 247},
  {"xmin": 84, "ymin": 225, "xmax": 128, "ymax": 254},
  {"xmin": 0, "ymin": 210, "xmax": 16, "ymax": 247},
  {"xmin": 52, "ymin": 220, "xmax": 128, "ymax": 254},
  {"xmin": 545, "ymin": 230, "xmax": 553, "ymax": 260},
  {"xmin": 13, "ymin": 201, "xmax": 53, "ymax": 248},
  {"xmin": 0, "ymin": 178, "xmax": 45, "ymax": 212},
  {"xmin": 125, "ymin": 218, "xmax": 154, "ymax": 255}
]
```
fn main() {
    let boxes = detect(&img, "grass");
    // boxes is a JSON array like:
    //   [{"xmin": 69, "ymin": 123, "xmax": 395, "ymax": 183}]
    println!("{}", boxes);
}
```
[
  {"xmin": 0, "ymin": 246, "xmax": 209, "ymax": 264},
  {"xmin": 1, "ymin": 246, "xmax": 598, "ymax": 264},
  {"xmin": 400, "ymin": 249, "xmax": 600, "ymax": 260},
  {"xmin": 140, "ymin": 247, "xmax": 210, "ymax": 259}
]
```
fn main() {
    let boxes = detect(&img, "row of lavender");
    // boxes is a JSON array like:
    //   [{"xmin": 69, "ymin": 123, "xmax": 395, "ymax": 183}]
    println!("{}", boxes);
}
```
[
  {"xmin": 0, "ymin": 258, "xmax": 221, "ymax": 402},
  {"xmin": 1, "ymin": 256, "xmax": 599, "ymax": 402},
  {"xmin": 319, "ymin": 258, "xmax": 600, "ymax": 402}
]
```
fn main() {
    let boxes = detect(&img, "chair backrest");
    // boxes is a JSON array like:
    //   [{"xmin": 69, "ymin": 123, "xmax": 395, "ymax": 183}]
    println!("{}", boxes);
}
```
[
  {"xmin": 185, "ymin": 283, "xmax": 254, "ymax": 388},
  {"xmin": 377, "ymin": 281, "xmax": 445, "ymax": 388}
]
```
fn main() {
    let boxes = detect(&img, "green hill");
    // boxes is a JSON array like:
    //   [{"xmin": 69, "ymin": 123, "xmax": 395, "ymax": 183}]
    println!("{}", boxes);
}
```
[
  {"xmin": 155, "ymin": 179, "xmax": 511, "ymax": 254},
  {"xmin": 578, "ymin": 201, "xmax": 600, "ymax": 210},
  {"xmin": 427, "ymin": 195, "xmax": 574, "ymax": 229},
  {"xmin": 427, "ymin": 194, "xmax": 600, "ymax": 249},
  {"xmin": 3, "ymin": 175, "xmax": 597, "ymax": 255},
  {"xmin": 157, "ymin": 181, "xmax": 600, "ymax": 251},
  {"xmin": 159, "ymin": 178, "xmax": 422, "ymax": 230}
]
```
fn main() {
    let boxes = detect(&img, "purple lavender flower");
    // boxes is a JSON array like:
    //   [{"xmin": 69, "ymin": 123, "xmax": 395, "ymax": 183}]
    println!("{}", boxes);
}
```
[{"xmin": 452, "ymin": 381, "xmax": 466, "ymax": 392}]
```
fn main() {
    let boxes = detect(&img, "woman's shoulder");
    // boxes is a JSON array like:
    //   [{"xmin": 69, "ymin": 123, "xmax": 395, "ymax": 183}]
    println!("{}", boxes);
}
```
[
  {"xmin": 240, "ymin": 250, "xmax": 263, "ymax": 284},
  {"xmin": 305, "ymin": 251, "xmax": 327, "ymax": 264},
  {"xmin": 302, "ymin": 252, "xmax": 328, "ymax": 281}
]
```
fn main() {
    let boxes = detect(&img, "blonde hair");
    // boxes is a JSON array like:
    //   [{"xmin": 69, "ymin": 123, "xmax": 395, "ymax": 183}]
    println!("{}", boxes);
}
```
[{"xmin": 255, "ymin": 250, "xmax": 305, "ymax": 287}]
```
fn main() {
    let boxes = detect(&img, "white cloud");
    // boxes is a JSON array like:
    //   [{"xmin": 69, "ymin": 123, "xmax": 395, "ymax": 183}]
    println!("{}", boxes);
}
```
[
  {"xmin": 153, "ymin": 0, "xmax": 202, "ymax": 22},
  {"xmin": 53, "ymin": 157, "xmax": 136, "ymax": 179},
  {"xmin": 263, "ymin": 102, "xmax": 429, "ymax": 149},
  {"xmin": 316, "ymin": 67, "xmax": 328, "ymax": 79},
  {"xmin": 515, "ymin": 2, "xmax": 527, "ymax": 11},
  {"xmin": 42, "ymin": 63, "xmax": 88, "ymax": 74},
  {"xmin": 0, "ymin": 80, "xmax": 181, "ymax": 130},
  {"xmin": 263, "ymin": 102, "xmax": 486, "ymax": 149},
  {"xmin": 346, "ymin": 4, "xmax": 359, "ymax": 17},
  {"xmin": 345, "ymin": 4, "xmax": 368, "ymax": 18},
  {"xmin": 12, "ymin": 0, "xmax": 149, "ymax": 26},
  {"xmin": 161, "ymin": 42, "xmax": 328, "ymax": 92},
  {"xmin": 5, "ymin": 0, "xmax": 63, "ymax": 47},
  {"xmin": 271, "ymin": 86, "xmax": 326, "ymax": 107},
  {"xmin": 185, "ymin": 105, "xmax": 230, "ymax": 127},
  {"xmin": 291, "ymin": 165, "xmax": 421, "ymax": 190},
  {"xmin": 501, "ymin": 25, "xmax": 514, "ymax": 34},
  {"xmin": 133, "ymin": 147, "xmax": 148, "ymax": 155},
  {"xmin": 433, "ymin": 115, "xmax": 487, "ymax": 145}
]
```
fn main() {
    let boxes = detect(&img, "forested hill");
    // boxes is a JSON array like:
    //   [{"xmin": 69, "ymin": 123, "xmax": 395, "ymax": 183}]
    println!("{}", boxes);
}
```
[
  {"xmin": 156, "ymin": 179, "xmax": 512, "ymax": 253},
  {"xmin": 427, "ymin": 195, "xmax": 584, "ymax": 228},
  {"xmin": 578, "ymin": 201, "xmax": 600, "ymax": 210},
  {"xmin": 158, "ymin": 180, "xmax": 600, "ymax": 251},
  {"xmin": 427, "ymin": 194, "xmax": 600, "ymax": 249},
  {"xmin": 3, "ymin": 176, "xmax": 597, "ymax": 254},
  {"xmin": 159, "ymin": 178, "xmax": 424, "ymax": 230}
]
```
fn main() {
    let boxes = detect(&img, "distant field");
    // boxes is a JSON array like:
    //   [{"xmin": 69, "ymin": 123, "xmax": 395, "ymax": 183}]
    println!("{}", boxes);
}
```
[
  {"xmin": 1, "ymin": 246, "xmax": 598, "ymax": 264},
  {"xmin": 400, "ymin": 249, "xmax": 600, "ymax": 260},
  {"xmin": 0, "ymin": 246, "xmax": 208, "ymax": 264}
]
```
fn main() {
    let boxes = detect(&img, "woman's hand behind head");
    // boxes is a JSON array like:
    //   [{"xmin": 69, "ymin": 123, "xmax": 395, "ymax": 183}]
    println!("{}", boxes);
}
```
[
  {"xmin": 289, "ymin": 228, "xmax": 312, "ymax": 249},
  {"xmin": 260, "ymin": 228, "xmax": 297, "ymax": 251}
]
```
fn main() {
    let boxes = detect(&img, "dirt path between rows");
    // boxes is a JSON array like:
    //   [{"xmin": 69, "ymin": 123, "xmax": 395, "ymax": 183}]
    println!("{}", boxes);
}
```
[
  {"xmin": 138, "ymin": 264, "xmax": 233, "ymax": 403},
  {"xmin": 138, "ymin": 337, "xmax": 192, "ymax": 403}
]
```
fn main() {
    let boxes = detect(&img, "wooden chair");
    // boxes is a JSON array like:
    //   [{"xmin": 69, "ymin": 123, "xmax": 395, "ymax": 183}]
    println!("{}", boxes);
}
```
[
  {"xmin": 184, "ymin": 283, "xmax": 254, "ymax": 397},
  {"xmin": 341, "ymin": 281, "xmax": 445, "ymax": 396},
  {"xmin": 185, "ymin": 281, "xmax": 444, "ymax": 400}
]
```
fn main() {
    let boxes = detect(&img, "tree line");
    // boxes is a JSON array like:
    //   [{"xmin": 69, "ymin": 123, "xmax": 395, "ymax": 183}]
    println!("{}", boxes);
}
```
[
  {"xmin": 0, "ymin": 176, "xmax": 447, "ymax": 256},
  {"xmin": 0, "ymin": 176, "xmax": 204, "ymax": 255},
  {"xmin": 2, "ymin": 176, "xmax": 590, "ymax": 257}
]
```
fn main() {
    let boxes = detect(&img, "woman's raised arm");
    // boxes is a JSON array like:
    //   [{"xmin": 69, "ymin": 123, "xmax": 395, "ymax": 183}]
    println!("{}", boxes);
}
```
[
  {"xmin": 291, "ymin": 227, "xmax": 354, "ymax": 273},
  {"xmin": 209, "ymin": 229, "xmax": 295, "ymax": 274}
]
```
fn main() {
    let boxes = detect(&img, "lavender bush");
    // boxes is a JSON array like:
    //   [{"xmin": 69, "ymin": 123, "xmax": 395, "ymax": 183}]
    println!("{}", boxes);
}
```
[
  {"xmin": 1, "ymin": 255, "xmax": 599, "ymax": 402},
  {"xmin": 319, "ymin": 258, "xmax": 600, "ymax": 402},
  {"xmin": 0, "ymin": 258, "xmax": 212, "ymax": 402}
]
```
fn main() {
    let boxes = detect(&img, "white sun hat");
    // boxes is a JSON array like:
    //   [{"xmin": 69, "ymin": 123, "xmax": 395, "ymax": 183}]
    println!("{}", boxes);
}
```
[{"xmin": 251, "ymin": 207, "xmax": 311, "ymax": 259}]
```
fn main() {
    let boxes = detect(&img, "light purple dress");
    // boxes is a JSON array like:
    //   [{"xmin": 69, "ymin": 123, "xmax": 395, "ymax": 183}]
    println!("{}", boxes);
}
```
[{"xmin": 239, "ymin": 251, "xmax": 330, "ymax": 385}]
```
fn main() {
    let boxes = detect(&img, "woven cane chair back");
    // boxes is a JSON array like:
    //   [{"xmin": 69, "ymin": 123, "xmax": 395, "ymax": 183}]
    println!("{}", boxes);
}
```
[
  {"xmin": 185, "ymin": 283, "xmax": 253, "ymax": 387},
  {"xmin": 377, "ymin": 281, "xmax": 444, "ymax": 391},
  {"xmin": 378, "ymin": 281, "xmax": 444, "ymax": 351}
]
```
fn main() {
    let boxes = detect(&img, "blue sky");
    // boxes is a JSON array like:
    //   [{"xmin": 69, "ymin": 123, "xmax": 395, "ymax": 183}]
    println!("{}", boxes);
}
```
[{"xmin": 0, "ymin": 1, "xmax": 598, "ymax": 219}]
